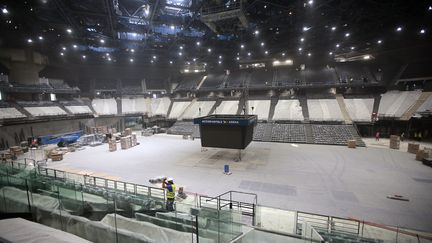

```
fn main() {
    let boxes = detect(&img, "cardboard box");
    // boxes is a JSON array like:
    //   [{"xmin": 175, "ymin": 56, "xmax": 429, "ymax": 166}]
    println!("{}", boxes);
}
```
[
  {"xmin": 109, "ymin": 140, "xmax": 117, "ymax": 152},
  {"xmin": 416, "ymin": 150, "xmax": 426, "ymax": 161},
  {"xmin": 407, "ymin": 143, "xmax": 419, "ymax": 154},
  {"xmin": 347, "ymin": 140, "xmax": 356, "ymax": 148},
  {"xmin": 389, "ymin": 135, "xmax": 400, "ymax": 150}
]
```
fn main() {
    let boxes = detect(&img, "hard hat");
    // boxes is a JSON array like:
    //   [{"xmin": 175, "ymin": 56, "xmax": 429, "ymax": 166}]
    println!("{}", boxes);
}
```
[{"xmin": 167, "ymin": 178, "xmax": 174, "ymax": 182}]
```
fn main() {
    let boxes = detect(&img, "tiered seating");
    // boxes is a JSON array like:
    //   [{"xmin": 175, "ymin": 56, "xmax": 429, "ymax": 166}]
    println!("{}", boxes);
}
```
[
  {"xmin": 121, "ymin": 97, "xmax": 150, "ymax": 114},
  {"xmin": 378, "ymin": 91, "xmax": 421, "ymax": 118},
  {"xmin": 398, "ymin": 61, "xmax": 432, "ymax": 81},
  {"xmin": 335, "ymin": 63, "xmax": 375, "ymax": 83},
  {"xmin": 304, "ymin": 66, "xmax": 337, "ymax": 84},
  {"xmin": 24, "ymin": 106, "xmax": 67, "ymax": 117},
  {"xmin": 249, "ymin": 69, "xmax": 273, "ymax": 87},
  {"xmin": 417, "ymin": 95, "xmax": 432, "ymax": 113},
  {"xmin": 270, "ymin": 124, "xmax": 307, "ymax": 143},
  {"xmin": 344, "ymin": 98, "xmax": 374, "ymax": 122},
  {"xmin": 181, "ymin": 101, "xmax": 216, "ymax": 119},
  {"xmin": 201, "ymin": 73, "xmax": 226, "ymax": 89},
  {"xmin": 226, "ymin": 70, "xmax": 247, "ymax": 87},
  {"xmin": 150, "ymin": 97, "xmax": 171, "ymax": 116},
  {"xmin": 274, "ymin": 67, "xmax": 302, "ymax": 85},
  {"xmin": 312, "ymin": 125, "xmax": 358, "ymax": 145},
  {"xmin": 0, "ymin": 107, "xmax": 26, "ymax": 119},
  {"xmin": 307, "ymin": 99, "xmax": 344, "ymax": 121},
  {"xmin": 272, "ymin": 100, "xmax": 304, "ymax": 121},
  {"xmin": 169, "ymin": 101, "xmax": 192, "ymax": 119},
  {"xmin": 167, "ymin": 121, "xmax": 198, "ymax": 135},
  {"xmin": 247, "ymin": 100, "xmax": 271, "ymax": 120},
  {"xmin": 252, "ymin": 123, "xmax": 267, "ymax": 141},
  {"xmin": 176, "ymin": 74, "xmax": 203, "ymax": 90},
  {"xmin": 213, "ymin": 100, "xmax": 239, "ymax": 115},
  {"xmin": 65, "ymin": 105, "xmax": 93, "ymax": 115},
  {"xmin": 91, "ymin": 98, "xmax": 118, "ymax": 115}
]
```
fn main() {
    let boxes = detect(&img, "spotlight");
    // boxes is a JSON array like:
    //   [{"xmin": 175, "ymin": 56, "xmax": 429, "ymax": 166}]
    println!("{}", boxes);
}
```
[
  {"xmin": 241, "ymin": 44, "xmax": 245, "ymax": 49},
  {"xmin": 308, "ymin": 0, "xmax": 313, "ymax": 5},
  {"xmin": 219, "ymin": 55, "xmax": 222, "ymax": 59},
  {"xmin": 336, "ymin": 44, "xmax": 340, "ymax": 48},
  {"xmin": 153, "ymin": 55, "xmax": 157, "ymax": 59},
  {"xmin": 60, "ymin": 52, "xmax": 64, "ymax": 56},
  {"xmin": 72, "ymin": 44, "xmax": 77, "ymax": 49},
  {"xmin": 100, "ymin": 39, "xmax": 105, "ymax": 44},
  {"xmin": 345, "ymin": 32, "xmax": 350, "ymax": 37},
  {"xmin": 377, "ymin": 40, "xmax": 382, "ymax": 44},
  {"xmin": 218, "ymin": 60, "xmax": 222, "ymax": 64},
  {"xmin": 331, "ymin": 26, "xmax": 336, "ymax": 31},
  {"xmin": 27, "ymin": 39, "xmax": 33, "ymax": 43},
  {"xmin": 329, "ymin": 52, "xmax": 333, "ymax": 55},
  {"xmin": 129, "ymin": 58, "xmax": 134, "ymax": 62},
  {"xmin": 298, "ymin": 47, "xmax": 302, "ymax": 51},
  {"xmin": 261, "ymin": 42, "xmax": 265, "ymax": 46},
  {"xmin": 420, "ymin": 29, "xmax": 426, "ymax": 34},
  {"xmin": 196, "ymin": 41, "xmax": 200, "ymax": 46},
  {"xmin": 38, "ymin": 36, "xmax": 43, "ymax": 40},
  {"xmin": 307, "ymin": 52, "xmax": 312, "ymax": 57},
  {"xmin": 178, "ymin": 52, "xmax": 182, "ymax": 56},
  {"xmin": 170, "ymin": 25, "xmax": 175, "ymax": 30},
  {"xmin": 82, "ymin": 55, "xmax": 86, "ymax": 59},
  {"xmin": 179, "ymin": 46, "xmax": 183, "ymax": 50},
  {"xmin": 350, "ymin": 46, "xmax": 355, "ymax": 50},
  {"xmin": 236, "ymin": 57, "xmax": 240, "ymax": 60},
  {"xmin": 207, "ymin": 48, "xmax": 212, "ymax": 52},
  {"xmin": 169, "ymin": 60, "xmax": 173, "ymax": 64},
  {"xmin": 282, "ymin": 52, "xmax": 286, "ymax": 56},
  {"xmin": 363, "ymin": 55, "xmax": 371, "ymax": 60},
  {"xmin": 300, "ymin": 38, "xmax": 305, "ymax": 42},
  {"xmin": 62, "ymin": 47, "xmax": 67, "ymax": 51},
  {"xmin": 396, "ymin": 26, "xmax": 402, "ymax": 32},
  {"xmin": 66, "ymin": 28, "xmax": 72, "ymax": 33},
  {"xmin": 265, "ymin": 50, "xmax": 269, "ymax": 55},
  {"xmin": 2, "ymin": 8, "xmax": 8, "ymax": 14},
  {"xmin": 254, "ymin": 30, "xmax": 259, "ymax": 35},
  {"xmin": 131, "ymin": 49, "xmax": 135, "ymax": 53},
  {"xmin": 248, "ymin": 52, "xmax": 251, "ymax": 56},
  {"xmin": 303, "ymin": 26, "xmax": 311, "ymax": 32}
]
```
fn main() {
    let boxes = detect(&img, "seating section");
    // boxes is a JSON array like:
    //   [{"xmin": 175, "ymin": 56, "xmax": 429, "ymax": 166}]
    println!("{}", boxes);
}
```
[
  {"xmin": 167, "ymin": 121, "xmax": 199, "ymax": 136},
  {"xmin": 201, "ymin": 73, "xmax": 225, "ymax": 89},
  {"xmin": 24, "ymin": 106, "xmax": 67, "ymax": 117},
  {"xmin": 213, "ymin": 100, "xmax": 239, "ymax": 115},
  {"xmin": 312, "ymin": 124, "xmax": 364, "ymax": 146},
  {"xmin": 65, "ymin": 105, "xmax": 93, "ymax": 115},
  {"xmin": 249, "ymin": 69, "xmax": 273, "ymax": 86},
  {"xmin": 151, "ymin": 97, "xmax": 171, "ymax": 116},
  {"xmin": 304, "ymin": 67, "xmax": 337, "ymax": 84},
  {"xmin": 91, "ymin": 98, "xmax": 118, "ymax": 115},
  {"xmin": 247, "ymin": 100, "xmax": 271, "ymax": 120},
  {"xmin": 176, "ymin": 74, "xmax": 203, "ymax": 90},
  {"xmin": 335, "ymin": 63, "xmax": 375, "ymax": 83},
  {"xmin": 0, "ymin": 107, "xmax": 26, "ymax": 119},
  {"xmin": 252, "ymin": 123, "xmax": 364, "ymax": 146},
  {"xmin": 181, "ymin": 101, "xmax": 216, "ymax": 119},
  {"xmin": 169, "ymin": 101, "xmax": 192, "ymax": 119},
  {"xmin": 272, "ymin": 100, "xmax": 304, "ymax": 121},
  {"xmin": 121, "ymin": 98, "xmax": 150, "ymax": 114},
  {"xmin": 378, "ymin": 91, "xmax": 421, "ymax": 117},
  {"xmin": 344, "ymin": 98, "xmax": 374, "ymax": 122},
  {"xmin": 417, "ymin": 95, "xmax": 432, "ymax": 113},
  {"xmin": 226, "ymin": 71, "xmax": 247, "ymax": 87},
  {"xmin": 307, "ymin": 99, "xmax": 344, "ymax": 121},
  {"xmin": 274, "ymin": 67, "xmax": 302, "ymax": 85}
]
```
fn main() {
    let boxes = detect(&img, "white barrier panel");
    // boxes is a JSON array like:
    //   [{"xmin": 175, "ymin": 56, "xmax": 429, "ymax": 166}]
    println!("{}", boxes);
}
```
[
  {"xmin": 344, "ymin": 99, "xmax": 374, "ymax": 122},
  {"xmin": 378, "ymin": 91, "xmax": 421, "ymax": 117},
  {"xmin": 24, "ymin": 106, "xmax": 67, "ymax": 117},
  {"xmin": 0, "ymin": 107, "xmax": 26, "ymax": 119},
  {"xmin": 91, "ymin": 98, "xmax": 118, "ymax": 115},
  {"xmin": 248, "ymin": 100, "xmax": 271, "ymax": 120},
  {"xmin": 213, "ymin": 100, "xmax": 239, "ymax": 115},
  {"xmin": 65, "ymin": 105, "xmax": 93, "ymax": 114},
  {"xmin": 122, "ymin": 98, "xmax": 149, "ymax": 114},
  {"xmin": 169, "ymin": 101, "xmax": 191, "ymax": 119},
  {"xmin": 272, "ymin": 100, "xmax": 304, "ymax": 121},
  {"xmin": 151, "ymin": 97, "xmax": 171, "ymax": 116},
  {"xmin": 182, "ymin": 101, "xmax": 216, "ymax": 119},
  {"xmin": 308, "ymin": 99, "xmax": 343, "ymax": 121},
  {"xmin": 417, "ymin": 95, "xmax": 432, "ymax": 112}
]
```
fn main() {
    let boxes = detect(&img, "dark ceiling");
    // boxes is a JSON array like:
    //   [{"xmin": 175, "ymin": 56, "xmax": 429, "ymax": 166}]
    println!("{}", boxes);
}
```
[{"xmin": 0, "ymin": 0, "xmax": 431, "ymax": 69}]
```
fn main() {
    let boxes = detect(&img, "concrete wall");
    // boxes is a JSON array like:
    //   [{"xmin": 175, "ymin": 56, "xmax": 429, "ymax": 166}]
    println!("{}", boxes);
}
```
[{"xmin": 0, "ymin": 117, "xmax": 123, "ymax": 149}]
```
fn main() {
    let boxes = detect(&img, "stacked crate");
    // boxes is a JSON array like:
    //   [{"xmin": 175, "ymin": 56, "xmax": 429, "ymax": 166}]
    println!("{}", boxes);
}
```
[
  {"xmin": 120, "ymin": 136, "xmax": 132, "ymax": 150},
  {"xmin": 407, "ymin": 143, "xmax": 420, "ymax": 154},
  {"xmin": 91, "ymin": 126, "xmax": 108, "ymax": 134},
  {"xmin": 108, "ymin": 139, "xmax": 117, "ymax": 152},
  {"xmin": 1, "ymin": 152, "xmax": 12, "ymax": 161},
  {"xmin": 9, "ymin": 146, "xmax": 24, "ymax": 157},
  {"xmin": 51, "ymin": 151, "xmax": 63, "ymax": 161},
  {"xmin": 347, "ymin": 140, "xmax": 356, "ymax": 148},
  {"xmin": 389, "ymin": 135, "xmax": 400, "ymax": 149},
  {"xmin": 124, "ymin": 128, "xmax": 132, "ymax": 136}
]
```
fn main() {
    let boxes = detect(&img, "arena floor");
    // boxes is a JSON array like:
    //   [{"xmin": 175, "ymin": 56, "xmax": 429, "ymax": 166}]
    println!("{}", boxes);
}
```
[{"xmin": 44, "ymin": 134, "xmax": 432, "ymax": 232}]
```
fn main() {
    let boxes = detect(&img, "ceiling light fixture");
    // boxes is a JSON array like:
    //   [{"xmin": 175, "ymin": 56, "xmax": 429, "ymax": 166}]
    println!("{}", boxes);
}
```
[
  {"xmin": 73, "ymin": 44, "xmax": 77, "ymax": 49},
  {"xmin": 331, "ymin": 26, "xmax": 336, "ymax": 31},
  {"xmin": 60, "ymin": 52, "xmax": 64, "ymax": 56},
  {"xmin": 208, "ymin": 48, "xmax": 212, "ymax": 52},
  {"xmin": 363, "ymin": 55, "xmax": 371, "ymax": 60},
  {"xmin": 265, "ymin": 50, "xmax": 269, "ymax": 54},
  {"xmin": 420, "ymin": 29, "xmax": 426, "ymax": 34},
  {"xmin": 2, "ymin": 8, "xmax": 8, "ymax": 14},
  {"xmin": 130, "ymin": 58, "xmax": 134, "ymax": 62},
  {"xmin": 38, "ymin": 36, "xmax": 43, "ymax": 40},
  {"xmin": 396, "ymin": 26, "xmax": 403, "ymax": 32},
  {"xmin": 27, "ymin": 39, "xmax": 33, "ymax": 43},
  {"xmin": 82, "ymin": 55, "xmax": 86, "ymax": 59},
  {"xmin": 336, "ymin": 44, "xmax": 340, "ymax": 48},
  {"xmin": 307, "ymin": 52, "xmax": 312, "ymax": 56},
  {"xmin": 345, "ymin": 32, "xmax": 350, "ymax": 37},
  {"xmin": 178, "ymin": 52, "xmax": 183, "ymax": 56},
  {"xmin": 169, "ymin": 60, "xmax": 173, "ymax": 64},
  {"xmin": 100, "ymin": 39, "xmax": 105, "ymax": 44},
  {"xmin": 261, "ymin": 42, "xmax": 265, "ymax": 46},
  {"xmin": 329, "ymin": 52, "xmax": 333, "ymax": 55},
  {"xmin": 66, "ymin": 28, "xmax": 72, "ymax": 33},
  {"xmin": 196, "ymin": 41, "xmax": 200, "ymax": 46},
  {"xmin": 248, "ymin": 52, "xmax": 251, "ymax": 56}
]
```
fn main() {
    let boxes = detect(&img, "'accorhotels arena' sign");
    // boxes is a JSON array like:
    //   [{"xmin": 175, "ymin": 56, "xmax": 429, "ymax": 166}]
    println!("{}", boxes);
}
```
[{"xmin": 201, "ymin": 119, "xmax": 240, "ymax": 125}]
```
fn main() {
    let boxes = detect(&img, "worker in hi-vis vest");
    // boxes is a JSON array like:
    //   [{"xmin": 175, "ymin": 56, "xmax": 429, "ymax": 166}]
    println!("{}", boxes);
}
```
[{"xmin": 162, "ymin": 177, "xmax": 176, "ymax": 211}]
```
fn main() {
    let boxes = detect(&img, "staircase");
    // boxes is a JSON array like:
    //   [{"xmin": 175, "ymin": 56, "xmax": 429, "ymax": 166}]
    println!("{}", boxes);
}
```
[
  {"xmin": 209, "ymin": 99, "xmax": 222, "ymax": 115},
  {"xmin": 305, "ymin": 124, "xmax": 314, "ymax": 144},
  {"xmin": 400, "ymin": 92, "xmax": 432, "ymax": 121},
  {"xmin": 268, "ymin": 96, "xmax": 279, "ymax": 121},
  {"xmin": 56, "ymin": 102, "xmax": 73, "ymax": 116},
  {"xmin": 335, "ymin": 94, "xmax": 352, "ymax": 124},
  {"xmin": 298, "ymin": 96, "xmax": 309, "ymax": 122},
  {"xmin": 196, "ymin": 75, "xmax": 207, "ymax": 90},
  {"xmin": 348, "ymin": 125, "xmax": 366, "ymax": 147},
  {"xmin": 10, "ymin": 102, "xmax": 33, "ymax": 118}
]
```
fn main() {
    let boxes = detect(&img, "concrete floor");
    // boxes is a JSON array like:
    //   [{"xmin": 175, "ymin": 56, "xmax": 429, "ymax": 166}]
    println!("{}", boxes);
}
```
[{"xmin": 45, "ymin": 134, "xmax": 432, "ymax": 232}]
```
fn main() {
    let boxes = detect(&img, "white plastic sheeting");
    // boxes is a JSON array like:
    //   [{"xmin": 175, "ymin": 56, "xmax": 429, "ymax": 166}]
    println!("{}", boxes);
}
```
[
  {"xmin": 182, "ymin": 101, "xmax": 216, "ymax": 119},
  {"xmin": 91, "ymin": 98, "xmax": 118, "ymax": 115},
  {"xmin": 102, "ymin": 214, "xmax": 207, "ymax": 243},
  {"xmin": 272, "ymin": 100, "xmax": 304, "ymax": 121},
  {"xmin": 169, "ymin": 101, "xmax": 192, "ymax": 119},
  {"xmin": 213, "ymin": 100, "xmax": 239, "ymax": 115},
  {"xmin": 307, "ymin": 99, "xmax": 344, "ymax": 121},
  {"xmin": 344, "ymin": 98, "xmax": 374, "ymax": 122},
  {"xmin": 0, "ymin": 107, "xmax": 26, "ymax": 119},
  {"xmin": 247, "ymin": 100, "xmax": 271, "ymax": 120},
  {"xmin": 378, "ymin": 91, "xmax": 421, "ymax": 117},
  {"xmin": 65, "ymin": 105, "xmax": 93, "ymax": 114},
  {"xmin": 417, "ymin": 95, "xmax": 432, "ymax": 112},
  {"xmin": 24, "ymin": 106, "xmax": 67, "ymax": 116},
  {"xmin": 0, "ymin": 218, "xmax": 91, "ymax": 243},
  {"xmin": 122, "ymin": 98, "xmax": 150, "ymax": 114},
  {"xmin": 150, "ymin": 97, "xmax": 171, "ymax": 116},
  {"xmin": 0, "ymin": 186, "xmax": 59, "ymax": 212}
]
